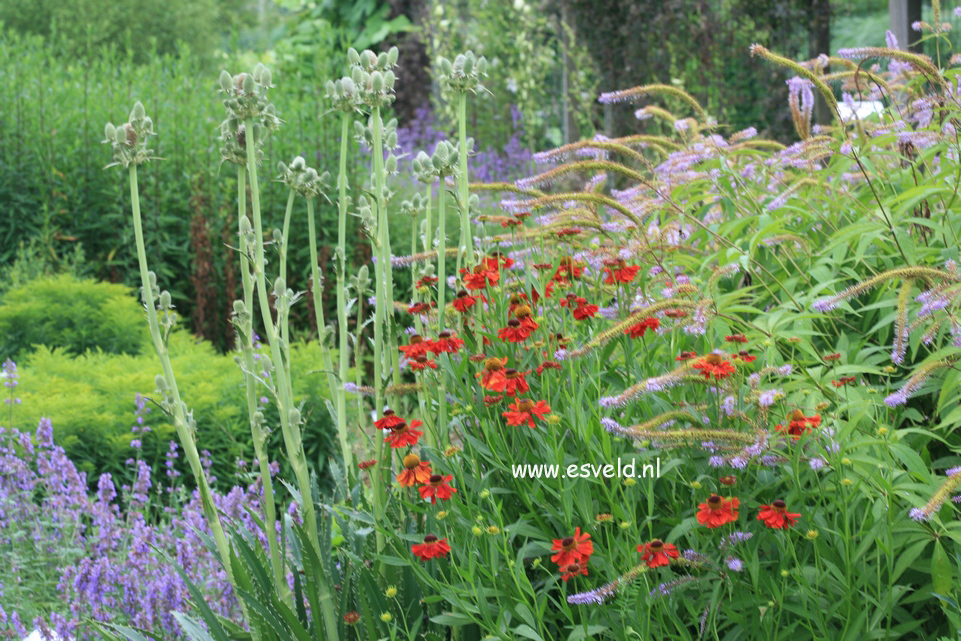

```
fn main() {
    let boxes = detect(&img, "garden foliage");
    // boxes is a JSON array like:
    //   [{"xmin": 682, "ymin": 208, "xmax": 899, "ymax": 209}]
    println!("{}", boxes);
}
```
[{"xmin": 8, "ymin": 8, "xmax": 961, "ymax": 641}]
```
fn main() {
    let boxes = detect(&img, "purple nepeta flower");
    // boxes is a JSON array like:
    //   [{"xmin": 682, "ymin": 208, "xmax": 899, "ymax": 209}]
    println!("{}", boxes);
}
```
[
  {"xmin": 909, "ymin": 507, "xmax": 928, "ymax": 521},
  {"xmin": 946, "ymin": 466, "xmax": 961, "ymax": 477},
  {"xmin": 567, "ymin": 589, "xmax": 606, "ymax": 605},
  {"xmin": 708, "ymin": 456, "xmax": 725, "ymax": 468},
  {"xmin": 809, "ymin": 457, "xmax": 825, "ymax": 470},
  {"xmin": 726, "ymin": 557, "xmax": 744, "ymax": 572}
]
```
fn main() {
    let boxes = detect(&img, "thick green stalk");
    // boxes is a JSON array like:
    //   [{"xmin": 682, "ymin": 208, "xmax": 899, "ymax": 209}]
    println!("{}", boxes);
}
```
[
  {"xmin": 436, "ymin": 178, "xmax": 448, "ymax": 447},
  {"xmin": 457, "ymin": 91, "xmax": 473, "ymax": 269},
  {"xmin": 237, "ymin": 166, "xmax": 286, "ymax": 603},
  {"xmin": 371, "ymin": 106, "xmax": 388, "ymax": 559},
  {"xmin": 243, "ymin": 119, "xmax": 338, "ymax": 639},
  {"xmin": 128, "ymin": 165, "xmax": 250, "ymax": 629},
  {"xmin": 335, "ymin": 112, "xmax": 352, "ymax": 472},
  {"xmin": 279, "ymin": 189, "xmax": 296, "ymax": 398},
  {"xmin": 306, "ymin": 196, "xmax": 340, "ymax": 458}
]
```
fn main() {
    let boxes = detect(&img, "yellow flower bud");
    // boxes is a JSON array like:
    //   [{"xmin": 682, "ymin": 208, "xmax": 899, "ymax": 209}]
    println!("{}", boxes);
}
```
[
  {"xmin": 878, "ymin": 427, "xmax": 889, "ymax": 436},
  {"xmin": 781, "ymin": 569, "xmax": 789, "ymax": 577},
  {"xmin": 690, "ymin": 481, "xmax": 702, "ymax": 489},
  {"xmin": 619, "ymin": 521, "xmax": 630, "ymax": 529},
  {"xmin": 380, "ymin": 612, "xmax": 392, "ymax": 623},
  {"xmin": 479, "ymin": 489, "xmax": 490, "ymax": 499},
  {"xmin": 472, "ymin": 526, "xmax": 482, "ymax": 536},
  {"xmin": 841, "ymin": 458, "xmax": 851, "ymax": 465},
  {"xmin": 436, "ymin": 511, "xmax": 448, "ymax": 520},
  {"xmin": 487, "ymin": 525, "xmax": 500, "ymax": 534},
  {"xmin": 806, "ymin": 530, "xmax": 818, "ymax": 540},
  {"xmin": 385, "ymin": 586, "xmax": 398, "ymax": 598},
  {"xmin": 841, "ymin": 478, "xmax": 853, "ymax": 485},
  {"xmin": 624, "ymin": 478, "xmax": 637, "ymax": 487}
]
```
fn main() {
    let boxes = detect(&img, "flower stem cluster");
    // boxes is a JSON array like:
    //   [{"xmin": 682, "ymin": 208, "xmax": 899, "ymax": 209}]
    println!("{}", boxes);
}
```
[
  {"xmin": 217, "ymin": 65, "xmax": 281, "ymax": 166},
  {"xmin": 102, "ymin": 102, "xmax": 154, "ymax": 169},
  {"xmin": 436, "ymin": 51, "xmax": 489, "ymax": 94}
]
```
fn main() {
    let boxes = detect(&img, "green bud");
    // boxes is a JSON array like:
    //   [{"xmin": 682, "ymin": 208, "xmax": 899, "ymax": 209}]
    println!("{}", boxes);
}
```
[
  {"xmin": 347, "ymin": 48, "xmax": 360, "ymax": 65},
  {"xmin": 384, "ymin": 70, "xmax": 395, "ymax": 90},
  {"xmin": 386, "ymin": 154, "xmax": 397, "ymax": 173},
  {"xmin": 277, "ymin": 160, "xmax": 288, "ymax": 174},
  {"xmin": 291, "ymin": 156, "xmax": 305, "ymax": 171},
  {"xmin": 114, "ymin": 126, "xmax": 127, "ymax": 145},
  {"xmin": 387, "ymin": 46, "xmax": 399, "ymax": 66},
  {"xmin": 155, "ymin": 374, "xmax": 168, "ymax": 392},
  {"xmin": 325, "ymin": 80, "xmax": 336, "ymax": 96},
  {"xmin": 477, "ymin": 56, "xmax": 488, "ymax": 74},
  {"xmin": 440, "ymin": 57, "xmax": 453, "ymax": 75},
  {"xmin": 242, "ymin": 74, "xmax": 255, "ymax": 95},
  {"xmin": 386, "ymin": 131, "xmax": 397, "ymax": 148},
  {"xmin": 462, "ymin": 55, "xmax": 473, "ymax": 75},
  {"xmin": 130, "ymin": 101, "xmax": 146, "ymax": 122},
  {"xmin": 377, "ymin": 52, "xmax": 388, "ymax": 68},
  {"xmin": 104, "ymin": 123, "xmax": 116, "ymax": 141},
  {"xmin": 363, "ymin": 49, "xmax": 377, "ymax": 68},
  {"xmin": 272, "ymin": 229, "xmax": 283, "ymax": 244},
  {"xmin": 351, "ymin": 67, "xmax": 364, "ymax": 86},
  {"xmin": 158, "ymin": 290, "xmax": 172, "ymax": 309},
  {"xmin": 232, "ymin": 299, "xmax": 246, "ymax": 315},
  {"xmin": 252, "ymin": 411, "xmax": 264, "ymax": 425},
  {"xmin": 370, "ymin": 71, "xmax": 384, "ymax": 92},
  {"xmin": 220, "ymin": 70, "xmax": 232, "ymax": 92},
  {"xmin": 239, "ymin": 216, "xmax": 252, "ymax": 234}
]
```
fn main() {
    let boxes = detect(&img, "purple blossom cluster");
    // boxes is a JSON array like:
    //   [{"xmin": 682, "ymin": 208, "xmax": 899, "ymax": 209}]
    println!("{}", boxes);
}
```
[{"xmin": 0, "ymin": 392, "xmax": 289, "ymax": 640}]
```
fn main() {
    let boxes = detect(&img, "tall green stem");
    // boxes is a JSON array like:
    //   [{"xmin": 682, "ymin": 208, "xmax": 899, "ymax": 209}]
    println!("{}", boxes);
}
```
[
  {"xmin": 457, "ymin": 91, "xmax": 472, "ymax": 270},
  {"xmin": 436, "ymin": 177, "xmax": 448, "ymax": 446},
  {"xmin": 335, "ymin": 111, "xmax": 352, "ymax": 472},
  {"xmin": 237, "ymin": 166, "xmax": 286, "ymax": 603},
  {"xmin": 371, "ymin": 107, "xmax": 389, "ymax": 560},
  {"xmin": 128, "ymin": 164, "xmax": 250, "ymax": 628}
]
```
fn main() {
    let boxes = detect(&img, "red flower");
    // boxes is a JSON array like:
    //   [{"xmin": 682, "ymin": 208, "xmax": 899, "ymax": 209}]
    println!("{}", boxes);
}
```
[
  {"xmin": 556, "ymin": 227, "xmax": 582, "ymax": 237},
  {"xmin": 696, "ymin": 495, "xmax": 740, "ymax": 528},
  {"xmin": 638, "ymin": 539, "xmax": 680, "ymax": 568},
  {"xmin": 725, "ymin": 334, "xmax": 748, "ymax": 343},
  {"xmin": 483, "ymin": 252, "xmax": 514, "ymax": 271},
  {"xmin": 832, "ymin": 376, "xmax": 856, "ymax": 387},
  {"xmin": 560, "ymin": 560, "xmax": 589, "ymax": 582},
  {"xmin": 693, "ymin": 353, "xmax": 737, "ymax": 380},
  {"xmin": 777, "ymin": 410, "xmax": 821, "ymax": 439},
  {"xmin": 452, "ymin": 289, "xmax": 477, "ymax": 313},
  {"xmin": 719, "ymin": 475, "xmax": 737, "ymax": 486},
  {"xmin": 757, "ymin": 500, "xmax": 801, "ymax": 529},
  {"xmin": 477, "ymin": 357, "xmax": 509, "ymax": 392},
  {"xmin": 483, "ymin": 395, "xmax": 503, "ymax": 406},
  {"xmin": 503, "ymin": 398, "xmax": 551, "ymax": 428},
  {"xmin": 625, "ymin": 316, "xmax": 660, "ymax": 339},
  {"xmin": 397, "ymin": 453, "xmax": 432, "ymax": 487},
  {"xmin": 572, "ymin": 301, "xmax": 599, "ymax": 320},
  {"xmin": 536, "ymin": 360, "xmax": 561, "ymax": 375},
  {"xmin": 428, "ymin": 331, "xmax": 465, "ymax": 355},
  {"xmin": 416, "ymin": 275, "xmax": 438, "ymax": 287},
  {"xmin": 357, "ymin": 459, "xmax": 377, "ymax": 470},
  {"xmin": 419, "ymin": 474, "xmax": 457, "ymax": 504},
  {"xmin": 503, "ymin": 368, "xmax": 530, "ymax": 397},
  {"xmin": 823, "ymin": 352, "xmax": 841, "ymax": 362},
  {"xmin": 676, "ymin": 350, "xmax": 697, "ymax": 361},
  {"xmin": 399, "ymin": 335, "xmax": 430, "ymax": 360},
  {"xmin": 603, "ymin": 260, "xmax": 641, "ymax": 284},
  {"xmin": 412, "ymin": 534, "xmax": 451, "ymax": 561},
  {"xmin": 374, "ymin": 409, "xmax": 404, "ymax": 431},
  {"xmin": 463, "ymin": 265, "xmax": 499, "ymax": 290},
  {"xmin": 409, "ymin": 356, "xmax": 438, "ymax": 371},
  {"xmin": 498, "ymin": 319, "xmax": 532, "ymax": 343},
  {"xmin": 553, "ymin": 257, "xmax": 583, "ymax": 282},
  {"xmin": 664, "ymin": 309, "xmax": 688, "ymax": 318},
  {"xmin": 551, "ymin": 527, "xmax": 593, "ymax": 568},
  {"xmin": 384, "ymin": 420, "xmax": 424, "ymax": 448},
  {"xmin": 732, "ymin": 350, "xmax": 756, "ymax": 363},
  {"xmin": 344, "ymin": 612, "xmax": 360, "ymax": 625},
  {"xmin": 408, "ymin": 302, "xmax": 433, "ymax": 314}
]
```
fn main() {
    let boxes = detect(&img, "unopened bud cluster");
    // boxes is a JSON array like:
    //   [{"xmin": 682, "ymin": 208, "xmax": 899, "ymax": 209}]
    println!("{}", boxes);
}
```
[
  {"xmin": 343, "ymin": 46, "xmax": 400, "ymax": 108},
  {"xmin": 354, "ymin": 116, "xmax": 399, "ymax": 175},
  {"xmin": 277, "ymin": 156, "xmax": 330, "ymax": 199},
  {"xmin": 400, "ymin": 193, "xmax": 428, "ymax": 217},
  {"xmin": 413, "ymin": 140, "xmax": 463, "ymax": 181},
  {"xmin": 103, "ymin": 101, "xmax": 155, "ymax": 169},
  {"xmin": 218, "ymin": 65, "xmax": 281, "ymax": 166},
  {"xmin": 437, "ymin": 51, "xmax": 488, "ymax": 94}
]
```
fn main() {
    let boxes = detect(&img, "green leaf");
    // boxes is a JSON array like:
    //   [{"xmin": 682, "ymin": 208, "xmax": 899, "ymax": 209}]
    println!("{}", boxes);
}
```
[{"xmin": 932, "ymin": 539, "xmax": 953, "ymax": 594}]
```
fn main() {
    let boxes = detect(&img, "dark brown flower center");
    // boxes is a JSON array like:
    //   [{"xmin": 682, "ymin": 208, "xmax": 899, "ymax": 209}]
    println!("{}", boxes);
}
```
[
  {"xmin": 708, "ymin": 495, "xmax": 722, "ymax": 507},
  {"xmin": 650, "ymin": 540, "xmax": 664, "ymax": 550},
  {"xmin": 789, "ymin": 410, "xmax": 805, "ymax": 422},
  {"xmin": 517, "ymin": 399, "xmax": 536, "ymax": 413},
  {"xmin": 484, "ymin": 358, "xmax": 505, "ymax": 371},
  {"xmin": 410, "ymin": 335, "xmax": 423, "ymax": 345},
  {"xmin": 773, "ymin": 499, "xmax": 786, "ymax": 510},
  {"xmin": 507, "ymin": 318, "xmax": 521, "ymax": 327},
  {"xmin": 429, "ymin": 474, "xmax": 443, "ymax": 485},
  {"xmin": 705, "ymin": 353, "xmax": 723, "ymax": 366},
  {"xmin": 514, "ymin": 305, "xmax": 532, "ymax": 319},
  {"xmin": 457, "ymin": 289, "xmax": 469, "ymax": 298},
  {"xmin": 561, "ymin": 536, "xmax": 575, "ymax": 549},
  {"xmin": 423, "ymin": 534, "xmax": 438, "ymax": 543},
  {"xmin": 505, "ymin": 368, "xmax": 519, "ymax": 378},
  {"xmin": 438, "ymin": 331, "xmax": 451, "ymax": 339}
]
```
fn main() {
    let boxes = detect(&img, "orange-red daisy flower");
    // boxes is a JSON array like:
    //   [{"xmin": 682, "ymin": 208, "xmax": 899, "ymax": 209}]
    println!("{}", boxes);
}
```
[
  {"xmin": 462, "ymin": 265, "xmax": 499, "ymax": 290},
  {"xmin": 572, "ymin": 300, "xmax": 599, "ymax": 320},
  {"xmin": 399, "ymin": 335, "xmax": 430, "ymax": 360},
  {"xmin": 412, "ymin": 534, "xmax": 451, "ymax": 561},
  {"xmin": 693, "ymin": 353, "xmax": 737, "ymax": 380},
  {"xmin": 477, "ymin": 357, "xmax": 509, "ymax": 392},
  {"xmin": 560, "ymin": 560, "xmax": 589, "ymax": 582},
  {"xmin": 428, "ymin": 331, "xmax": 465, "ymax": 354},
  {"xmin": 483, "ymin": 252, "xmax": 514, "ymax": 271},
  {"xmin": 357, "ymin": 459, "xmax": 376, "ymax": 470},
  {"xmin": 553, "ymin": 257, "xmax": 582, "ymax": 282},
  {"xmin": 638, "ymin": 539, "xmax": 680, "ymax": 568},
  {"xmin": 832, "ymin": 376, "xmax": 856, "ymax": 387},
  {"xmin": 419, "ymin": 474, "xmax": 457, "ymax": 504},
  {"xmin": 452, "ymin": 289, "xmax": 477, "ymax": 313},
  {"xmin": 408, "ymin": 302, "xmax": 433, "ymax": 314},
  {"xmin": 603, "ymin": 260, "xmax": 641, "ymax": 284},
  {"xmin": 719, "ymin": 475, "xmax": 737, "ymax": 486},
  {"xmin": 536, "ymin": 360, "xmax": 561, "ymax": 375},
  {"xmin": 396, "ymin": 453, "xmax": 432, "ymax": 487},
  {"xmin": 696, "ymin": 494, "xmax": 740, "ymax": 528},
  {"xmin": 551, "ymin": 527, "xmax": 593, "ymax": 568},
  {"xmin": 503, "ymin": 368, "xmax": 530, "ymax": 397},
  {"xmin": 415, "ymin": 275, "xmax": 437, "ymax": 287},
  {"xmin": 498, "ymin": 318, "xmax": 531, "ymax": 343},
  {"xmin": 384, "ymin": 420, "xmax": 424, "ymax": 448},
  {"xmin": 503, "ymin": 398, "xmax": 551, "ymax": 428},
  {"xmin": 757, "ymin": 500, "xmax": 801, "ymax": 529},
  {"xmin": 664, "ymin": 308, "xmax": 688, "ymax": 318},
  {"xmin": 676, "ymin": 350, "xmax": 697, "ymax": 361},
  {"xmin": 409, "ymin": 355, "xmax": 438, "ymax": 371},
  {"xmin": 374, "ymin": 409, "xmax": 405, "ymax": 431},
  {"xmin": 625, "ymin": 316, "xmax": 660, "ymax": 339},
  {"xmin": 776, "ymin": 410, "xmax": 821, "ymax": 439},
  {"xmin": 731, "ymin": 350, "xmax": 756, "ymax": 363},
  {"xmin": 725, "ymin": 334, "xmax": 748, "ymax": 343}
]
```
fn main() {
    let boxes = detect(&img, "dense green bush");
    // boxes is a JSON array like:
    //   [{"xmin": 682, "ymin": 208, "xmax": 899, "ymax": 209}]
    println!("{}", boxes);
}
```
[
  {"xmin": 13, "ymin": 331, "xmax": 340, "ymax": 499},
  {"xmin": 0, "ymin": 274, "xmax": 147, "ymax": 362}
]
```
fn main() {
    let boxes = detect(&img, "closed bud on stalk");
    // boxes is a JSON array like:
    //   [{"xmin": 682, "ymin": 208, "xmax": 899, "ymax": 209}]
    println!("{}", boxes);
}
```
[
  {"xmin": 462, "ymin": 55, "xmax": 473, "ymax": 75},
  {"xmin": 363, "ymin": 49, "xmax": 377, "ymax": 68},
  {"xmin": 386, "ymin": 131, "xmax": 397, "ymax": 148},
  {"xmin": 454, "ymin": 54, "xmax": 466, "ymax": 71},
  {"xmin": 220, "ymin": 70, "xmax": 232, "ymax": 92},
  {"xmin": 277, "ymin": 160, "xmax": 288, "ymax": 174},
  {"xmin": 377, "ymin": 52, "xmax": 388, "ymax": 68},
  {"xmin": 288, "ymin": 407, "xmax": 301, "ymax": 425},
  {"xmin": 385, "ymin": 154, "xmax": 397, "ymax": 173},
  {"xmin": 272, "ymin": 229, "xmax": 283, "ymax": 244},
  {"xmin": 239, "ymin": 216, "xmax": 252, "ymax": 234},
  {"xmin": 114, "ymin": 126, "xmax": 127, "ymax": 146},
  {"xmin": 324, "ymin": 79, "xmax": 336, "ymax": 96},
  {"xmin": 477, "ymin": 56, "xmax": 488, "ymax": 74},
  {"xmin": 440, "ymin": 57, "xmax": 452, "ymax": 75},
  {"xmin": 347, "ymin": 48, "xmax": 360, "ymax": 65},
  {"xmin": 155, "ymin": 374, "xmax": 169, "ymax": 392},
  {"xmin": 273, "ymin": 276, "xmax": 286, "ymax": 294},
  {"xmin": 370, "ymin": 71, "xmax": 384, "ymax": 92},
  {"xmin": 242, "ymin": 74, "xmax": 255, "ymax": 95},
  {"xmin": 158, "ymin": 291, "xmax": 171, "ymax": 309},
  {"xmin": 147, "ymin": 272, "xmax": 157, "ymax": 288},
  {"xmin": 387, "ymin": 46, "xmax": 398, "ymax": 66},
  {"xmin": 384, "ymin": 70, "xmax": 395, "ymax": 90},
  {"xmin": 351, "ymin": 66, "xmax": 364, "ymax": 87},
  {"xmin": 232, "ymin": 300, "xmax": 246, "ymax": 315},
  {"xmin": 291, "ymin": 155, "xmax": 305, "ymax": 171},
  {"xmin": 130, "ymin": 101, "xmax": 145, "ymax": 122},
  {"xmin": 104, "ymin": 123, "xmax": 116, "ymax": 141}
]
